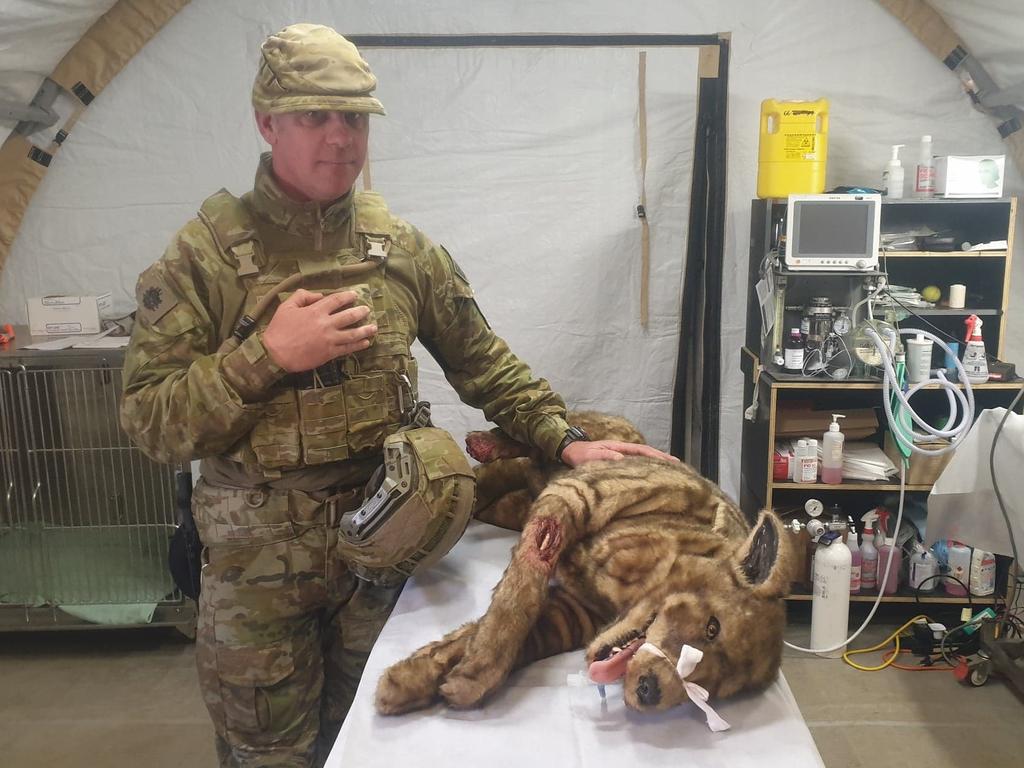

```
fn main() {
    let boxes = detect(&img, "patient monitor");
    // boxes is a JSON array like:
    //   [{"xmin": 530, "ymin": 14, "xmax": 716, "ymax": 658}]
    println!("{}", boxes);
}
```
[{"xmin": 785, "ymin": 193, "xmax": 881, "ymax": 271}]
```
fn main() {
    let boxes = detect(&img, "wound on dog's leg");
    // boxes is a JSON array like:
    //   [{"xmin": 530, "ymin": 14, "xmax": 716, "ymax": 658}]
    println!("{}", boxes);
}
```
[{"xmin": 522, "ymin": 516, "xmax": 563, "ymax": 570}]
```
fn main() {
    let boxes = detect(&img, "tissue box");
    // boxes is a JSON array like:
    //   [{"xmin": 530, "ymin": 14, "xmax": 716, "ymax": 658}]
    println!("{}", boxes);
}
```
[
  {"xmin": 27, "ymin": 293, "xmax": 112, "ymax": 335},
  {"xmin": 934, "ymin": 155, "xmax": 1005, "ymax": 198}
]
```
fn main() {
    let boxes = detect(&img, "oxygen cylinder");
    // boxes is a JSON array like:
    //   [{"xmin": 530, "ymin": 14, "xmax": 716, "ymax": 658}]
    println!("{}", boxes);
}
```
[{"xmin": 810, "ymin": 530, "xmax": 852, "ymax": 658}]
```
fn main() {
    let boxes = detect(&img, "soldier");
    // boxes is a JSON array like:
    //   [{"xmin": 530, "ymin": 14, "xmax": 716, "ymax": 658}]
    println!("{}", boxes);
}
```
[{"xmin": 120, "ymin": 23, "xmax": 674, "ymax": 768}]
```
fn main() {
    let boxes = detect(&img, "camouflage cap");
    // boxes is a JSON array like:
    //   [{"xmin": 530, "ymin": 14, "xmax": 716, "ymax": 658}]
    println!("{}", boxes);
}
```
[{"xmin": 252, "ymin": 23, "xmax": 386, "ymax": 115}]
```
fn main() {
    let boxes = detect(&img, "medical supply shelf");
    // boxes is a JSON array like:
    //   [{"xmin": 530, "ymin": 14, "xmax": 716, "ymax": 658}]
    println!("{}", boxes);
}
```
[
  {"xmin": 738, "ymin": 346, "xmax": 1021, "ymax": 605},
  {"xmin": 0, "ymin": 328, "xmax": 196, "ymax": 634},
  {"xmin": 746, "ymin": 197, "xmax": 1017, "ymax": 365}
]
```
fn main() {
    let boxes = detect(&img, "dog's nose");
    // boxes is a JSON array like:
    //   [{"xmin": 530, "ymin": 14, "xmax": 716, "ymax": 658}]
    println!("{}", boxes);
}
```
[{"xmin": 636, "ymin": 673, "xmax": 661, "ymax": 706}]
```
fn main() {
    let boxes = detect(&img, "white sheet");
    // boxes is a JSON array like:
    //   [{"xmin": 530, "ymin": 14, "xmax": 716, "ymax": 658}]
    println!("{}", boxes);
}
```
[
  {"xmin": 328, "ymin": 522, "xmax": 824, "ymax": 768},
  {"xmin": 926, "ymin": 407, "xmax": 1024, "ymax": 557}
]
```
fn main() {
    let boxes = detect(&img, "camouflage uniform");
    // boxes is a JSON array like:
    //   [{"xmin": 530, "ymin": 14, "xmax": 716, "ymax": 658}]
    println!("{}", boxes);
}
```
[{"xmin": 120, "ymin": 25, "xmax": 572, "ymax": 768}]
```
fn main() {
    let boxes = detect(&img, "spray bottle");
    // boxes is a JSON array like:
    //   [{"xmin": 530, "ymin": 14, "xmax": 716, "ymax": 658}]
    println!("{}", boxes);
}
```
[
  {"xmin": 859, "ymin": 510, "xmax": 879, "ymax": 591},
  {"xmin": 875, "ymin": 508, "xmax": 901, "ymax": 595},
  {"xmin": 881, "ymin": 144, "xmax": 905, "ymax": 199},
  {"xmin": 909, "ymin": 542, "xmax": 939, "ymax": 592},
  {"xmin": 821, "ymin": 414, "xmax": 846, "ymax": 484},
  {"xmin": 962, "ymin": 315, "xmax": 990, "ymax": 384}
]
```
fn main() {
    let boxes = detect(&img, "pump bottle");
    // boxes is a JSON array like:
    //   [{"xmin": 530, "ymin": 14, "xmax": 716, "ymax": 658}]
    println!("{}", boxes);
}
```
[
  {"xmin": 914, "ymin": 134, "xmax": 935, "ymax": 198},
  {"xmin": 962, "ymin": 315, "xmax": 989, "ymax": 384},
  {"xmin": 882, "ymin": 144, "xmax": 905, "ymax": 199},
  {"xmin": 821, "ymin": 414, "xmax": 846, "ymax": 484},
  {"xmin": 859, "ymin": 510, "xmax": 879, "ymax": 591}
]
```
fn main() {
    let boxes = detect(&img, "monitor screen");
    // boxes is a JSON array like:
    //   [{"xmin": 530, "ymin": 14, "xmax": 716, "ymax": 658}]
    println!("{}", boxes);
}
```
[
  {"xmin": 785, "ymin": 194, "xmax": 881, "ymax": 268},
  {"xmin": 795, "ymin": 201, "xmax": 870, "ymax": 255}
]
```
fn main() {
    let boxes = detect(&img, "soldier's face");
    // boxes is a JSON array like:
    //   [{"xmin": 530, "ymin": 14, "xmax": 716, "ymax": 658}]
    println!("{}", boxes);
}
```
[{"xmin": 256, "ymin": 110, "xmax": 369, "ymax": 202}]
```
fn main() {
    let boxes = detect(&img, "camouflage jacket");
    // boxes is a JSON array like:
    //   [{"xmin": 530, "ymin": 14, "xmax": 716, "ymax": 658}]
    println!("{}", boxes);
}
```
[{"xmin": 120, "ymin": 154, "xmax": 570, "ymax": 481}]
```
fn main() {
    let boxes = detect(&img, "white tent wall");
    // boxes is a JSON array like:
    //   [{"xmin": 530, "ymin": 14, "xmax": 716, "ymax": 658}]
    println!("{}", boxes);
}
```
[{"xmin": 1, "ymin": 0, "xmax": 1021, "ymax": 501}]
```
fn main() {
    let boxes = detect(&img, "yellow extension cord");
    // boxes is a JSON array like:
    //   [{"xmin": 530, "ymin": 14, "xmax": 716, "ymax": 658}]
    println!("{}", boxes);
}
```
[{"xmin": 842, "ymin": 614, "xmax": 931, "ymax": 671}]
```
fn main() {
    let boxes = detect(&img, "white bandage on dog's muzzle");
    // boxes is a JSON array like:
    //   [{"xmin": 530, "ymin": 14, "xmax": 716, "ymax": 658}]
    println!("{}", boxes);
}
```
[{"xmin": 638, "ymin": 642, "xmax": 731, "ymax": 732}]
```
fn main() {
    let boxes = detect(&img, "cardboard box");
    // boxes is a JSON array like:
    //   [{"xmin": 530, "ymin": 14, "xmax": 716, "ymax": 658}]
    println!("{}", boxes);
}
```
[
  {"xmin": 775, "ymin": 401, "xmax": 879, "ymax": 440},
  {"xmin": 883, "ymin": 432, "xmax": 952, "ymax": 485},
  {"xmin": 27, "ymin": 293, "xmax": 112, "ymax": 336},
  {"xmin": 934, "ymin": 155, "xmax": 1005, "ymax": 198}
]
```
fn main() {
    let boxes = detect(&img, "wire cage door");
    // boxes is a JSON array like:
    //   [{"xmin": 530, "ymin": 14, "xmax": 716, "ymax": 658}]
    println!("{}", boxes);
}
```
[{"xmin": 0, "ymin": 361, "xmax": 183, "ymax": 624}]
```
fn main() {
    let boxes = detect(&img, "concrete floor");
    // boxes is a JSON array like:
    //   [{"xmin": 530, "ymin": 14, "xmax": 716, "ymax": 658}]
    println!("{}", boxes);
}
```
[{"xmin": 1, "ymin": 607, "xmax": 1021, "ymax": 767}]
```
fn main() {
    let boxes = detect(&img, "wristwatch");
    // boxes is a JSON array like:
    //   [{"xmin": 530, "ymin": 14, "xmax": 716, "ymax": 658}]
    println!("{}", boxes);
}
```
[{"xmin": 555, "ymin": 425, "xmax": 590, "ymax": 464}]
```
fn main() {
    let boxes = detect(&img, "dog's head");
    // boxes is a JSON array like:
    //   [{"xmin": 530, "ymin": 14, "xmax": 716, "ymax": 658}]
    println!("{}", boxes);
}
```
[{"xmin": 588, "ymin": 511, "xmax": 793, "ymax": 712}]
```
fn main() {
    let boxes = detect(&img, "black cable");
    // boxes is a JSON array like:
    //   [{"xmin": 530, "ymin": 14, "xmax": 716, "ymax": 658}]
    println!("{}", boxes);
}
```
[{"xmin": 913, "ymin": 573, "xmax": 974, "ymax": 615}]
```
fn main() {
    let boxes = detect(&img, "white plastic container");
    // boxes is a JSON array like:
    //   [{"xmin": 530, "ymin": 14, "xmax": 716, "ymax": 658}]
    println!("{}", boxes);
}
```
[
  {"xmin": 882, "ymin": 144, "xmax": 905, "ymax": 199},
  {"xmin": 945, "ymin": 541, "xmax": 972, "ymax": 596},
  {"xmin": 793, "ymin": 439, "xmax": 808, "ymax": 482},
  {"xmin": 909, "ymin": 544, "xmax": 939, "ymax": 592},
  {"xmin": 914, "ymin": 134, "xmax": 935, "ymax": 198},
  {"xmin": 810, "ymin": 531, "xmax": 852, "ymax": 658},
  {"xmin": 969, "ymin": 549, "xmax": 996, "ymax": 596},
  {"xmin": 802, "ymin": 439, "xmax": 819, "ymax": 483},
  {"xmin": 821, "ymin": 414, "xmax": 845, "ymax": 484},
  {"xmin": 905, "ymin": 334, "xmax": 933, "ymax": 384}
]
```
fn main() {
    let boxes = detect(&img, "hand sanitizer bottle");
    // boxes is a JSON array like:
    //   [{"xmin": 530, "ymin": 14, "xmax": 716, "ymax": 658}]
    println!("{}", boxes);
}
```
[
  {"xmin": 882, "ymin": 144, "xmax": 905, "ymax": 199},
  {"xmin": 821, "ymin": 413, "xmax": 846, "ymax": 484}
]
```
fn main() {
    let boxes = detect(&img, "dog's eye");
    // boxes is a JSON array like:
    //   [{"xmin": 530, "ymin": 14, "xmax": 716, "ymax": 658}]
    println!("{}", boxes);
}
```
[{"xmin": 705, "ymin": 616, "xmax": 721, "ymax": 640}]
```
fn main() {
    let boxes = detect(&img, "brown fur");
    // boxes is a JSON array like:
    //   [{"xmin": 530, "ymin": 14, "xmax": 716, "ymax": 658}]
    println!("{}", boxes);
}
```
[
  {"xmin": 468, "ymin": 410, "xmax": 645, "ymax": 531},
  {"xmin": 375, "ymin": 457, "xmax": 795, "ymax": 715}
]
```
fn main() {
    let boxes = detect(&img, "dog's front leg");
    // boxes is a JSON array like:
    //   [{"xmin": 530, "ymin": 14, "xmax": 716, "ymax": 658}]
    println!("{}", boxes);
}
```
[
  {"xmin": 375, "ymin": 621, "xmax": 478, "ymax": 715},
  {"xmin": 440, "ymin": 510, "xmax": 571, "ymax": 708}
]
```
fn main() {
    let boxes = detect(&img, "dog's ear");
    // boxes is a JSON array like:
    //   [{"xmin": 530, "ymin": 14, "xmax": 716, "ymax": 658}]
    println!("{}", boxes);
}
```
[{"xmin": 730, "ymin": 511, "xmax": 793, "ymax": 598}]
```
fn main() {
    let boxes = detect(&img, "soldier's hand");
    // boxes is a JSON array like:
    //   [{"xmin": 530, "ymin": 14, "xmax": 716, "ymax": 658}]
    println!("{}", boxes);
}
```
[
  {"xmin": 263, "ymin": 289, "xmax": 377, "ymax": 372},
  {"xmin": 560, "ymin": 440, "xmax": 679, "ymax": 468}
]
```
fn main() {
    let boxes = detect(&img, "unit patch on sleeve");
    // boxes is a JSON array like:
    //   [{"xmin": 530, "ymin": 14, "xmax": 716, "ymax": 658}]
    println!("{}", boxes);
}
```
[{"xmin": 135, "ymin": 267, "xmax": 180, "ymax": 326}]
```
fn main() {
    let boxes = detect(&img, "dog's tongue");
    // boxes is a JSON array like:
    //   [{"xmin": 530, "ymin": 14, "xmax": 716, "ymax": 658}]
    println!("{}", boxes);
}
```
[{"xmin": 588, "ymin": 637, "xmax": 644, "ymax": 684}]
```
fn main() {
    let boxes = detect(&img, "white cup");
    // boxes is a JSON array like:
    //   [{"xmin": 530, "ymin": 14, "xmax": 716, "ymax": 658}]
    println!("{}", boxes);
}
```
[{"xmin": 948, "ymin": 284, "xmax": 966, "ymax": 309}]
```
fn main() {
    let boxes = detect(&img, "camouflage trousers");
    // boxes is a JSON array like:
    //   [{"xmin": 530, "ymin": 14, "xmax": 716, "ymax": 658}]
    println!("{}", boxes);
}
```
[{"xmin": 192, "ymin": 478, "xmax": 404, "ymax": 768}]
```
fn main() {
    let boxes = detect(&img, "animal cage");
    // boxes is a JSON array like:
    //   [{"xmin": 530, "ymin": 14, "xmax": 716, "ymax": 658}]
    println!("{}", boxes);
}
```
[{"xmin": 0, "ymin": 340, "xmax": 195, "ymax": 633}]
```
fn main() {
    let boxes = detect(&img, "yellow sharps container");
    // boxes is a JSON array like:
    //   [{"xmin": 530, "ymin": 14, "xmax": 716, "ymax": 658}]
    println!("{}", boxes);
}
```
[{"xmin": 757, "ymin": 98, "xmax": 829, "ymax": 199}]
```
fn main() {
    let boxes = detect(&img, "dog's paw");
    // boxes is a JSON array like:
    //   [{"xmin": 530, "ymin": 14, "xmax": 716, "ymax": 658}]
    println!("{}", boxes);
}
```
[
  {"xmin": 465, "ymin": 429, "xmax": 528, "ymax": 463},
  {"xmin": 438, "ymin": 666, "xmax": 500, "ymax": 709},
  {"xmin": 375, "ymin": 655, "xmax": 446, "ymax": 715}
]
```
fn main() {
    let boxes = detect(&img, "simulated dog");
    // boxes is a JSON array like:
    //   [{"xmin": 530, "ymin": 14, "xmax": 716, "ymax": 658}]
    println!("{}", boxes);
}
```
[
  {"xmin": 375, "ymin": 451, "xmax": 794, "ymax": 715},
  {"xmin": 466, "ymin": 410, "xmax": 644, "ymax": 530}
]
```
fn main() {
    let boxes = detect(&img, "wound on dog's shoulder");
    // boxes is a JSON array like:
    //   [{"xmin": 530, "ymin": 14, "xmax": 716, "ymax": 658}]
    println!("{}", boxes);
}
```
[{"xmin": 523, "ymin": 516, "xmax": 562, "ymax": 568}]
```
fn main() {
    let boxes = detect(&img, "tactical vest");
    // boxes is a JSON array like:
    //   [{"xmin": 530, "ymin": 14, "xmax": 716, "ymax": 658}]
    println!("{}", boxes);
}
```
[{"xmin": 197, "ymin": 189, "xmax": 419, "ymax": 474}]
